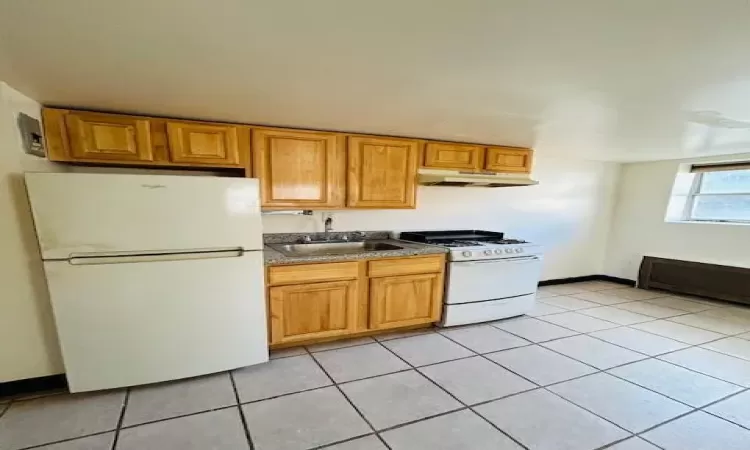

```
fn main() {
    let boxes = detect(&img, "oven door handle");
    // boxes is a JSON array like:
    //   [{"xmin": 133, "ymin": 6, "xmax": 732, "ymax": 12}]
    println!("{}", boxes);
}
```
[{"xmin": 459, "ymin": 256, "xmax": 541, "ymax": 265}]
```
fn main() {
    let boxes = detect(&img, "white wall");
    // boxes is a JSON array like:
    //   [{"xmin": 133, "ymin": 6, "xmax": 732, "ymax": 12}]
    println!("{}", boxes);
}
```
[
  {"xmin": 605, "ymin": 153, "xmax": 750, "ymax": 280},
  {"xmin": 263, "ymin": 157, "xmax": 621, "ymax": 281},
  {"xmin": 0, "ymin": 82, "xmax": 67, "ymax": 382}
]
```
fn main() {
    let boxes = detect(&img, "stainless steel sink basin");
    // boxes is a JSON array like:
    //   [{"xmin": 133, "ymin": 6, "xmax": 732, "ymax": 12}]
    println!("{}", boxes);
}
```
[{"xmin": 269, "ymin": 241, "xmax": 404, "ymax": 257}]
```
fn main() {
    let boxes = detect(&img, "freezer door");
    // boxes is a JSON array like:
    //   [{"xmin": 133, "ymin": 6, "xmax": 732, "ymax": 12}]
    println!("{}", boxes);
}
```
[
  {"xmin": 44, "ymin": 251, "xmax": 268, "ymax": 392},
  {"xmin": 25, "ymin": 173, "xmax": 262, "ymax": 260}
]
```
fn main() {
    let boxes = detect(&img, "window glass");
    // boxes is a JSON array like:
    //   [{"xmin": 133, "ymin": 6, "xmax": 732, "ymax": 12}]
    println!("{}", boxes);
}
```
[
  {"xmin": 691, "ymin": 195, "xmax": 750, "ymax": 221},
  {"xmin": 699, "ymin": 169, "xmax": 750, "ymax": 194}
]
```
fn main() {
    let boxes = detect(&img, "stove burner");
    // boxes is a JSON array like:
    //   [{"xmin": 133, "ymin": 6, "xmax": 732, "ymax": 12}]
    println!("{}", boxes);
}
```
[
  {"xmin": 399, "ymin": 230, "xmax": 531, "ymax": 250},
  {"xmin": 483, "ymin": 239, "xmax": 528, "ymax": 245},
  {"xmin": 439, "ymin": 241, "xmax": 474, "ymax": 248},
  {"xmin": 432, "ymin": 238, "xmax": 528, "ymax": 247}
]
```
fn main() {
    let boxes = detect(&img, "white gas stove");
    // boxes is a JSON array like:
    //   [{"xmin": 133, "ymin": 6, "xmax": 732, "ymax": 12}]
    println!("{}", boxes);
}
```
[{"xmin": 399, "ymin": 230, "xmax": 544, "ymax": 327}]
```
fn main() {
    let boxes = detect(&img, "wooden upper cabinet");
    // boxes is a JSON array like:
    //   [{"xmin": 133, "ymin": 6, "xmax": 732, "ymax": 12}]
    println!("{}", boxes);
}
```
[
  {"xmin": 484, "ymin": 147, "xmax": 533, "ymax": 173},
  {"xmin": 63, "ymin": 111, "xmax": 154, "ymax": 162},
  {"xmin": 253, "ymin": 128, "xmax": 345, "ymax": 209},
  {"xmin": 369, "ymin": 273, "xmax": 443, "ymax": 330},
  {"xmin": 166, "ymin": 122, "xmax": 242, "ymax": 166},
  {"xmin": 347, "ymin": 136, "xmax": 418, "ymax": 209},
  {"xmin": 43, "ymin": 108, "xmax": 248, "ymax": 169},
  {"xmin": 268, "ymin": 280, "xmax": 359, "ymax": 345},
  {"xmin": 423, "ymin": 142, "xmax": 483, "ymax": 171}
]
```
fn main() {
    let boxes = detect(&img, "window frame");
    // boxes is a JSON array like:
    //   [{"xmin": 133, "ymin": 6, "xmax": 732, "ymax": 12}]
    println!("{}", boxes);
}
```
[{"xmin": 683, "ymin": 170, "xmax": 750, "ymax": 224}]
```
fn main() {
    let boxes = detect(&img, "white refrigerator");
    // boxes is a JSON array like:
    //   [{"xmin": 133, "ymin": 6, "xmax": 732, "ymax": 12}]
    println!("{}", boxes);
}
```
[{"xmin": 25, "ymin": 172, "xmax": 268, "ymax": 393}]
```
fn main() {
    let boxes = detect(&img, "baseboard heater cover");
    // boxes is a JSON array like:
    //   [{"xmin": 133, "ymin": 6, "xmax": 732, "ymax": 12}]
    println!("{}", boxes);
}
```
[{"xmin": 639, "ymin": 256, "xmax": 750, "ymax": 305}]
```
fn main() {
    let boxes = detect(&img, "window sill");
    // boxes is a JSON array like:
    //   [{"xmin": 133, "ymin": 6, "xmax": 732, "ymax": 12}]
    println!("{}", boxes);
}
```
[{"xmin": 665, "ymin": 220, "xmax": 750, "ymax": 227}]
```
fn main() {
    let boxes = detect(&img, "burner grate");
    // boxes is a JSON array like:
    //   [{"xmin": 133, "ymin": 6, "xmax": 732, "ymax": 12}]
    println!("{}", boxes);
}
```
[{"xmin": 483, "ymin": 239, "xmax": 528, "ymax": 245}]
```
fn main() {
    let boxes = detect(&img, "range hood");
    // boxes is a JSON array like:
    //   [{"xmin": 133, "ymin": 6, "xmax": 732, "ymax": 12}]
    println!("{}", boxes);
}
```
[{"xmin": 418, "ymin": 168, "xmax": 539, "ymax": 187}]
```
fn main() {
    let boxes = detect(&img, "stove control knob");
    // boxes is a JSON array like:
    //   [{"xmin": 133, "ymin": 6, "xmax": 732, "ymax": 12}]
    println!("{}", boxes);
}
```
[
  {"xmin": 494, "ymin": 249, "xmax": 503, "ymax": 255},
  {"xmin": 515, "ymin": 248, "xmax": 523, "ymax": 253},
  {"xmin": 483, "ymin": 250, "xmax": 492, "ymax": 256},
  {"xmin": 505, "ymin": 248, "xmax": 513, "ymax": 254},
  {"xmin": 462, "ymin": 251, "xmax": 472, "ymax": 257}
]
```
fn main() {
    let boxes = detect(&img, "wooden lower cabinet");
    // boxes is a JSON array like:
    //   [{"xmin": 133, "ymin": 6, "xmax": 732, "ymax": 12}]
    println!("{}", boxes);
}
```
[
  {"xmin": 266, "ymin": 255, "xmax": 445, "ymax": 347},
  {"xmin": 268, "ymin": 279, "xmax": 359, "ymax": 345},
  {"xmin": 369, "ymin": 273, "xmax": 443, "ymax": 330}
]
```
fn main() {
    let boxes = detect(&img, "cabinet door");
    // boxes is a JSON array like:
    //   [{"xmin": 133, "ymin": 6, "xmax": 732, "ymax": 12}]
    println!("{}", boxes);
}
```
[
  {"xmin": 347, "ymin": 136, "xmax": 419, "ymax": 208},
  {"xmin": 254, "ymin": 129, "xmax": 344, "ymax": 208},
  {"xmin": 268, "ymin": 280, "xmax": 359, "ymax": 345},
  {"xmin": 65, "ymin": 112, "xmax": 154, "ymax": 162},
  {"xmin": 369, "ymin": 273, "xmax": 443, "ymax": 330},
  {"xmin": 166, "ymin": 122, "xmax": 241, "ymax": 166},
  {"xmin": 485, "ymin": 147, "xmax": 533, "ymax": 173},
  {"xmin": 423, "ymin": 143, "xmax": 483, "ymax": 171}
]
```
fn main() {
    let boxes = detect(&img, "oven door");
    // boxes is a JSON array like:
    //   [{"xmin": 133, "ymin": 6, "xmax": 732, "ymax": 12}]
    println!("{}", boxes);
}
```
[{"xmin": 446, "ymin": 255, "xmax": 543, "ymax": 305}]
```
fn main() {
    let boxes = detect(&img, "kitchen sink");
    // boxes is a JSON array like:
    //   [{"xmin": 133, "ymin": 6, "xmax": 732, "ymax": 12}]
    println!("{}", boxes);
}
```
[{"xmin": 269, "ymin": 241, "xmax": 404, "ymax": 257}]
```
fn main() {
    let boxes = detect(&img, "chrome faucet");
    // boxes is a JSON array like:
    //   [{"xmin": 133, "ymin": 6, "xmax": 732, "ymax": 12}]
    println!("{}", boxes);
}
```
[{"xmin": 324, "ymin": 215, "xmax": 333, "ymax": 239}]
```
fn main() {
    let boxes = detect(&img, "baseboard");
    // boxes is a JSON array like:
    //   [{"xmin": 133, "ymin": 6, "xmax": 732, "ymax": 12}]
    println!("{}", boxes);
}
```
[
  {"xmin": 539, "ymin": 274, "xmax": 636, "ymax": 287},
  {"xmin": 0, "ymin": 374, "xmax": 67, "ymax": 400},
  {"xmin": 597, "ymin": 275, "xmax": 637, "ymax": 287}
]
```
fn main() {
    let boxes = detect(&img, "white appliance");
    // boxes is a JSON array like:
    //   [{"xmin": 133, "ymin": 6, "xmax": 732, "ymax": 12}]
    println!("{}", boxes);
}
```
[
  {"xmin": 399, "ymin": 230, "xmax": 543, "ymax": 327},
  {"xmin": 25, "ymin": 172, "xmax": 268, "ymax": 392}
]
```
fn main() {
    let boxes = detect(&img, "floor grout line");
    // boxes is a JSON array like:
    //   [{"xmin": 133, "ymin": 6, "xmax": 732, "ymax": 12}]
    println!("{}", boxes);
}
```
[
  {"xmin": 307, "ymin": 345, "xmax": 391, "ymax": 449},
  {"xmin": 307, "ymin": 432, "xmax": 381, "ymax": 450},
  {"xmin": 633, "ymin": 407, "xmax": 705, "ymax": 437},
  {"xmin": 118, "ymin": 404, "xmax": 238, "ymax": 430},
  {"xmin": 700, "ymin": 402, "xmax": 750, "ymax": 433},
  {"xmin": 436, "ymin": 324, "xmax": 646, "ymax": 445},
  {"xmin": 602, "ymin": 368, "xmax": 746, "ymax": 410},
  {"xmin": 228, "ymin": 371, "xmax": 256, "ymax": 450},
  {"xmin": 594, "ymin": 435, "xmax": 666, "ymax": 450},
  {"xmin": 373, "ymin": 337, "xmax": 532, "ymax": 450},
  {"xmin": 436, "ymin": 330, "xmax": 643, "ymax": 444},
  {"xmin": 505, "ymin": 298, "xmax": 750, "ymax": 387},
  {"xmin": 110, "ymin": 388, "xmax": 130, "ymax": 450},
  {"xmin": 372, "ymin": 406, "xmax": 468, "ymax": 435},
  {"xmin": 517, "ymin": 327, "xmax": 746, "ymax": 392},
  {"xmin": 305, "ymin": 338, "xmax": 379, "ymax": 355},
  {"xmin": 17, "ymin": 430, "xmax": 118, "ymax": 450},
  {"xmin": 442, "ymin": 316, "xmax": 750, "ymax": 442}
]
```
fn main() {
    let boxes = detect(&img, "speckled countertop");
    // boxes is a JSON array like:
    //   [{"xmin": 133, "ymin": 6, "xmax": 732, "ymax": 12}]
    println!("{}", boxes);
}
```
[{"xmin": 263, "ymin": 231, "xmax": 447, "ymax": 266}]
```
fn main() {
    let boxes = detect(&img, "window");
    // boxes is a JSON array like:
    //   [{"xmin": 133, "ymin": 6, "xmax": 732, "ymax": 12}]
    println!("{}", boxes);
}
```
[{"xmin": 685, "ymin": 164, "xmax": 750, "ymax": 223}]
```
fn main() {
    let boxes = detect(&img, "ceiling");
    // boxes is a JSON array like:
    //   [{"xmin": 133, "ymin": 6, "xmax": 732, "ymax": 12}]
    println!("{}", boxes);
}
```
[{"xmin": 2, "ymin": 0, "xmax": 750, "ymax": 162}]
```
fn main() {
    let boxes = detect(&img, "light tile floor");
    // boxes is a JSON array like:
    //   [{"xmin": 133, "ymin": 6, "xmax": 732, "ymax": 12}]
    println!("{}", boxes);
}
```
[{"xmin": 3, "ymin": 283, "xmax": 750, "ymax": 449}]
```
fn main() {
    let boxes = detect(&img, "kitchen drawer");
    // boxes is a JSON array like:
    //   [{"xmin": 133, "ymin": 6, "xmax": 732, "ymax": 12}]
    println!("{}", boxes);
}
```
[
  {"xmin": 368, "ymin": 255, "xmax": 444, "ymax": 278},
  {"xmin": 268, "ymin": 261, "xmax": 360, "ymax": 286}
]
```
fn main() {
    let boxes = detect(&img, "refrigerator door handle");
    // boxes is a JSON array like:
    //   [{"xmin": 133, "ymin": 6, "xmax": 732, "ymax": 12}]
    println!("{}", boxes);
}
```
[{"xmin": 69, "ymin": 248, "xmax": 247, "ymax": 265}]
